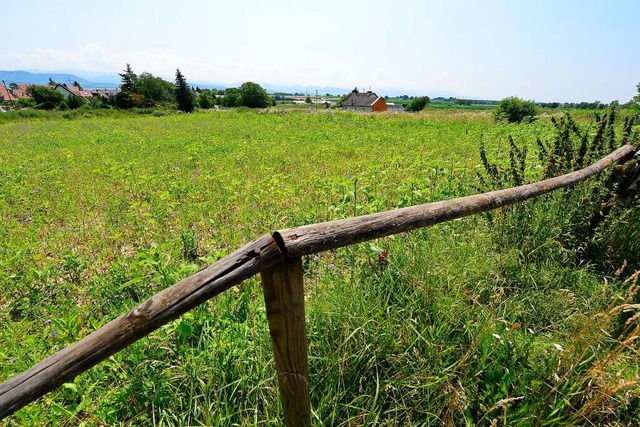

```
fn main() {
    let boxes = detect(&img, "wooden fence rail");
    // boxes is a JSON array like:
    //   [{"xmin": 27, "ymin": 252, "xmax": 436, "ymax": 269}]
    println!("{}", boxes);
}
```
[{"xmin": 0, "ymin": 144, "xmax": 637, "ymax": 424}]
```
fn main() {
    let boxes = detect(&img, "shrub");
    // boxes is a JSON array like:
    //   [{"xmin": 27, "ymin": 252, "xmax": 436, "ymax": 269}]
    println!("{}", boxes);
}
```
[
  {"xmin": 15, "ymin": 98, "xmax": 36, "ymax": 109},
  {"xmin": 494, "ymin": 97, "xmax": 538, "ymax": 123},
  {"xmin": 478, "ymin": 110, "xmax": 640, "ymax": 273},
  {"xmin": 66, "ymin": 95, "xmax": 85, "ymax": 110},
  {"xmin": 405, "ymin": 96, "xmax": 430, "ymax": 112},
  {"xmin": 27, "ymin": 85, "xmax": 64, "ymax": 110},
  {"xmin": 221, "ymin": 90, "xmax": 240, "ymax": 108},
  {"xmin": 198, "ymin": 93, "xmax": 212, "ymax": 109},
  {"xmin": 115, "ymin": 91, "xmax": 135, "ymax": 109}
]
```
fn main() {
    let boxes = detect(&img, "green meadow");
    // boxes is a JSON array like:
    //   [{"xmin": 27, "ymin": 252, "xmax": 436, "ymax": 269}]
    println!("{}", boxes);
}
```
[{"xmin": 1, "ymin": 109, "xmax": 638, "ymax": 425}]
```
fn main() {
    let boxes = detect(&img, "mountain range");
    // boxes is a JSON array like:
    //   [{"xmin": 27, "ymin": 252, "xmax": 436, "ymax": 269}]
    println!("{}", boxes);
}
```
[{"xmin": 1, "ymin": 70, "xmax": 119, "ymax": 89}]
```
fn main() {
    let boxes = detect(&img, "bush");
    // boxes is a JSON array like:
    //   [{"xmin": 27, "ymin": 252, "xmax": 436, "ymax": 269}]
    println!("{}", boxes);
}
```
[
  {"xmin": 15, "ymin": 98, "xmax": 36, "ymax": 109},
  {"xmin": 198, "ymin": 93, "xmax": 212, "ymax": 109},
  {"xmin": 66, "ymin": 95, "xmax": 85, "ymax": 110},
  {"xmin": 494, "ymin": 97, "xmax": 538, "ymax": 123},
  {"xmin": 115, "ymin": 91, "xmax": 135, "ymax": 109},
  {"xmin": 405, "ymin": 96, "xmax": 430, "ymax": 112},
  {"xmin": 27, "ymin": 86, "xmax": 64, "ymax": 110},
  {"xmin": 221, "ymin": 90, "xmax": 240, "ymax": 108},
  {"xmin": 478, "ymin": 110, "xmax": 640, "ymax": 273}
]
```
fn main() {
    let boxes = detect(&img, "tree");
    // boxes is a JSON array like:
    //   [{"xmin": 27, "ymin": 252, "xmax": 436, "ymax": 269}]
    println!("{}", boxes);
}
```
[
  {"xmin": 221, "ymin": 88, "xmax": 240, "ymax": 107},
  {"xmin": 115, "ymin": 91, "xmax": 135, "ymax": 109},
  {"xmin": 304, "ymin": 96, "xmax": 312, "ymax": 104},
  {"xmin": 136, "ymin": 72, "xmax": 174, "ymax": 106},
  {"xmin": 119, "ymin": 64, "xmax": 137, "ymax": 93},
  {"xmin": 198, "ymin": 92, "xmax": 212, "ymax": 109},
  {"xmin": 405, "ymin": 96, "xmax": 430, "ymax": 112},
  {"xmin": 174, "ymin": 68, "xmax": 194, "ymax": 113},
  {"xmin": 455, "ymin": 98, "xmax": 473, "ymax": 106},
  {"xmin": 336, "ymin": 93, "xmax": 349, "ymax": 108},
  {"xmin": 634, "ymin": 82, "xmax": 640, "ymax": 103},
  {"xmin": 48, "ymin": 77, "xmax": 56, "ymax": 86},
  {"xmin": 494, "ymin": 97, "xmax": 538, "ymax": 123},
  {"xmin": 72, "ymin": 81, "xmax": 83, "ymax": 91},
  {"xmin": 27, "ymin": 85, "xmax": 64, "ymax": 110},
  {"xmin": 238, "ymin": 82, "xmax": 271, "ymax": 108},
  {"xmin": 197, "ymin": 89, "xmax": 218, "ymax": 109}
]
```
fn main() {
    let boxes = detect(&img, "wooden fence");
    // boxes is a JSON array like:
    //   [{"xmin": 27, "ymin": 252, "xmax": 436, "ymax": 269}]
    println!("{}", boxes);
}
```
[{"xmin": 0, "ymin": 144, "xmax": 637, "ymax": 425}]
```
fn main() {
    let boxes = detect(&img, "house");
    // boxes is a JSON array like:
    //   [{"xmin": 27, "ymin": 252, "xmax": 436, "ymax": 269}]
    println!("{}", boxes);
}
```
[
  {"xmin": 91, "ymin": 89, "xmax": 117, "ymax": 100},
  {"xmin": 11, "ymin": 84, "xmax": 30, "ymax": 99},
  {"xmin": 386, "ymin": 102, "xmax": 405, "ymax": 112},
  {"xmin": 68, "ymin": 87, "xmax": 94, "ymax": 98},
  {"xmin": 53, "ymin": 84, "xmax": 93, "ymax": 98},
  {"xmin": 53, "ymin": 84, "xmax": 75, "ymax": 98},
  {"xmin": 342, "ymin": 90, "xmax": 387, "ymax": 112},
  {"xmin": 0, "ymin": 85, "xmax": 16, "ymax": 102}
]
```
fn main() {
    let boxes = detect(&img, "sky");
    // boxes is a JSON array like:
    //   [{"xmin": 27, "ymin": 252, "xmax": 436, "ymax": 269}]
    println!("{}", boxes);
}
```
[{"xmin": 1, "ymin": 0, "xmax": 638, "ymax": 102}]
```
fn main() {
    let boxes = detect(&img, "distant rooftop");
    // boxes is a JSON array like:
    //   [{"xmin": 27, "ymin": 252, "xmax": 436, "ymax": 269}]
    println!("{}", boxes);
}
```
[{"xmin": 343, "ymin": 91, "xmax": 380, "ymax": 107}]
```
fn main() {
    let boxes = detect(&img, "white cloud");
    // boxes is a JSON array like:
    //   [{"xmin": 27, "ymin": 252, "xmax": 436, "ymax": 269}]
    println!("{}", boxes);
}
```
[{"xmin": 0, "ymin": 44, "xmax": 412, "ymax": 91}]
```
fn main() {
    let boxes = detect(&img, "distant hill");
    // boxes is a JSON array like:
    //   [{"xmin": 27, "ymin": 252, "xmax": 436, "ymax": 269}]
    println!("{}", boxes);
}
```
[{"xmin": 0, "ymin": 70, "xmax": 118, "ymax": 89}]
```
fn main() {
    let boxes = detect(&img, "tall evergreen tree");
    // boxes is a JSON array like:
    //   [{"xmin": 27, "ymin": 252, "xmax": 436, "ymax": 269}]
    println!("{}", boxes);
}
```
[
  {"xmin": 174, "ymin": 68, "xmax": 194, "ymax": 113},
  {"xmin": 119, "ymin": 64, "xmax": 137, "ymax": 93}
]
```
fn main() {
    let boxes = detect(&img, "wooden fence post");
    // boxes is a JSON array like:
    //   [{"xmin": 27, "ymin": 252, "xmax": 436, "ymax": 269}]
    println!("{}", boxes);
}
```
[{"xmin": 260, "ymin": 257, "xmax": 311, "ymax": 427}]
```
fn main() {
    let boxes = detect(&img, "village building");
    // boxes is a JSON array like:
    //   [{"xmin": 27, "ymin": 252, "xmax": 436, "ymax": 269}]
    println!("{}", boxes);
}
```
[
  {"xmin": 0, "ymin": 85, "xmax": 16, "ymax": 102},
  {"xmin": 11, "ymin": 84, "xmax": 30, "ymax": 99},
  {"xmin": 91, "ymin": 89, "xmax": 117, "ymax": 100},
  {"xmin": 53, "ymin": 84, "xmax": 94, "ymax": 98},
  {"xmin": 342, "ymin": 90, "xmax": 387, "ymax": 112}
]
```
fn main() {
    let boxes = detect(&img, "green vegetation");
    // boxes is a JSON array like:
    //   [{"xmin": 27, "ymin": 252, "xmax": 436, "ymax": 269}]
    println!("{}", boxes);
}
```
[
  {"xmin": 213, "ymin": 83, "xmax": 272, "ymax": 109},
  {"xmin": 174, "ymin": 68, "xmax": 195, "ymax": 113},
  {"xmin": 494, "ymin": 97, "xmax": 539, "ymax": 123},
  {"xmin": 238, "ymin": 82, "xmax": 271, "ymax": 109},
  {"xmin": 65, "ymin": 93, "xmax": 85, "ymax": 110},
  {"xmin": 405, "ymin": 96, "xmax": 431, "ymax": 112},
  {"xmin": 26, "ymin": 85, "xmax": 64, "ymax": 110},
  {"xmin": 1, "ymin": 108, "xmax": 639, "ymax": 425},
  {"xmin": 197, "ymin": 89, "xmax": 217, "ymax": 109},
  {"xmin": 115, "ymin": 64, "xmax": 176, "ymax": 109}
]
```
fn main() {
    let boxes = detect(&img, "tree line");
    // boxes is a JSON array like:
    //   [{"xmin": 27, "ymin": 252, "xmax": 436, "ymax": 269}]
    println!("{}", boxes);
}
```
[
  {"xmin": 115, "ymin": 64, "xmax": 273, "ymax": 112},
  {"xmin": 16, "ymin": 64, "xmax": 273, "ymax": 112}
]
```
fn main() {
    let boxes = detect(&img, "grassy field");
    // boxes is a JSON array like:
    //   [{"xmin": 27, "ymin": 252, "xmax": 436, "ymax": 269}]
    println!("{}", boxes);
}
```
[{"xmin": 1, "ymin": 108, "xmax": 639, "ymax": 425}]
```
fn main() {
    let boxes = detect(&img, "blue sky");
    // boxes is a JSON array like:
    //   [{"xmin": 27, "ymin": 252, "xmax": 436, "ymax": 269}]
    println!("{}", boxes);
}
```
[{"xmin": 1, "ymin": 0, "xmax": 638, "ymax": 101}]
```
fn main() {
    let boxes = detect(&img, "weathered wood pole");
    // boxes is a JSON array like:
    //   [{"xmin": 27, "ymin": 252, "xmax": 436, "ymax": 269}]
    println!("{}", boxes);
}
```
[{"xmin": 260, "ymin": 257, "xmax": 311, "ymax": 427}]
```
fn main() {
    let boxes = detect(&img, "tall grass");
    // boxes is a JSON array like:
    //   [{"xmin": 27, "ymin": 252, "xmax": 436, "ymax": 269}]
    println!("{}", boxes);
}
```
[{"xmin": 0, "ymin": 108, "xmax": 638, "ymax": 425}]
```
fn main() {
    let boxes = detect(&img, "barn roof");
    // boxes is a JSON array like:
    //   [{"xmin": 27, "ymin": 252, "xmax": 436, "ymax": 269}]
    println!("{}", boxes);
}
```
[{"xmin": 343, "ymin": 91, "xmax": 380, "ymax": 107}]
